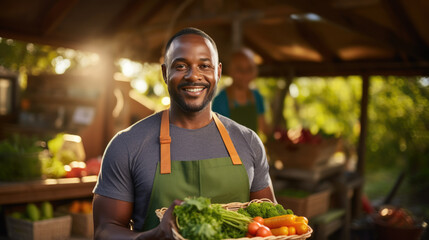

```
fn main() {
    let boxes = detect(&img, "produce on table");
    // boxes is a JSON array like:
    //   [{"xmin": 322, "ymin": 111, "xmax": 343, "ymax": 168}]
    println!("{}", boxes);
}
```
[
  {"xmin": 69, "ymin": 200, "xmax": 92, "ymax": 214},
  {"xmin": 0, "ymin": 134, "xmax": 43, "ymax": 181},
  {"xmin": 26, "ymin": 203, "xmax": 41, "ymax": 221},
  {"xmin": 41, "ymin": 201, "xmax": 54, "ymax": 219},
  {"xmin": 10, "ymin": 201, "xmax": 54, "ymax": 221},
  {"xmin": 173, "ymin": 197, "xmax": 252, "ymax": 239}
]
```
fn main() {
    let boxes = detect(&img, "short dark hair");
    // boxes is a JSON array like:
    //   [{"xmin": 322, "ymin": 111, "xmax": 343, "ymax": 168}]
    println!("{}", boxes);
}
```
[{"xmin": 163, "ymin": 27, "xmax": 218, "ymax": 62}]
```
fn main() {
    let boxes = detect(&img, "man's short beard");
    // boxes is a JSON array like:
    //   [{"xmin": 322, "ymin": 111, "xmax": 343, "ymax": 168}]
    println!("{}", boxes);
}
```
[{"xmin": 169, "ymin": 85, "xmax": 217, "ymax": 113}]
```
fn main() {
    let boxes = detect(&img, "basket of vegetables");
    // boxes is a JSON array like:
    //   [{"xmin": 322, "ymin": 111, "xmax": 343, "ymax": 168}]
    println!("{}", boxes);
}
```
[{"xmin": 156, "ymin": 197, "xmax": 313, "ymax": 240}]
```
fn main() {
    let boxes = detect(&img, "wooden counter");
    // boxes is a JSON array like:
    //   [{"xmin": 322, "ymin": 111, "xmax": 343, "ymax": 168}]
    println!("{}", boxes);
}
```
[{"xmin": 0, "ymin": 176, "xmax": 97, "ymax": 205}]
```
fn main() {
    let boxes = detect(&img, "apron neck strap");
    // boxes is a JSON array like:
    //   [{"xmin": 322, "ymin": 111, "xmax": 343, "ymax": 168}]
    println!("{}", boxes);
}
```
[
  {"xmin": 159, "ymin": 110, "xmax": 242, "ymax": 174},
  {"xmin": 160, "ymin": 110, "xmax": 171, "ymax": 174},
  {"xmin": 212, "ymin": 113, "xmax": 242, "ymax": 165}
]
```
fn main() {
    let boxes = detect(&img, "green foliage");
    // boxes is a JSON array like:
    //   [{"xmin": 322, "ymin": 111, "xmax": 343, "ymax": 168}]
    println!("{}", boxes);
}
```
[
  {"xmin": 252, "ymin": 75, "xmax": 428, "ymax": 204},
  {"xmin": 0, "ymin": 38, "xmax": 57, "ymax": 75},
  {"xmin": 364, "ymin": 77, "xmax": 429, "ymax": 200}
]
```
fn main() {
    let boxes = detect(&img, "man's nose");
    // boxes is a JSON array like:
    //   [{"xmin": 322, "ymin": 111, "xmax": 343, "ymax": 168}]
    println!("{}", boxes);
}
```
[{"xmin": 184, "ymin": 66, "xmax": 202, "ymax": 81}]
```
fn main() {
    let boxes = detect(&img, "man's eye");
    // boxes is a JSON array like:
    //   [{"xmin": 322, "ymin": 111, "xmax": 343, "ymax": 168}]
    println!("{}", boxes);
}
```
[
  {"xmin": 200, "ymin": 64, "xmax": 212, "ymax": 70},
  {"xmin": 175, "ymin": 64, "xmax": 187, "ymax": 70}
]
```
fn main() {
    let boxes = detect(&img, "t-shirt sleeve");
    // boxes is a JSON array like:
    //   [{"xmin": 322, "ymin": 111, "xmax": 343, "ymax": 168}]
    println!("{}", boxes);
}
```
[
  {"xmin": 249, "ymin": 131, "xmax": 271, "ymax": 192},
  {"xmin": 212, "ymin": 89, "xmax": 230, "ymax": 117},
  {"xmin": 93, "ymin": 133, "xmax": 134, "ymax": 202},
  {"xmin": 252, "ymin": 89, "xmax": 265, "ymax": 115}
]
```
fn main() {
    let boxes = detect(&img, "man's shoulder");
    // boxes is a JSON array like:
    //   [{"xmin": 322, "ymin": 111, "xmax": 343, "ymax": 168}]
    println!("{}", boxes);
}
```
[{"xmin": 116, "ymin": 111, "xmax": 162, "ymax": 138}]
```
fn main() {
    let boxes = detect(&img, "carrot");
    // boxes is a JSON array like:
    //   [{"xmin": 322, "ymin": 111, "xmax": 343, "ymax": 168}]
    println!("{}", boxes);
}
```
[
  {"xmin": 271, "ymin": 226, "xmax": 289, "ymax": 236},
  {"xmin": 263, "ymin": 214, "xmax": 296, "ymax": 229}
]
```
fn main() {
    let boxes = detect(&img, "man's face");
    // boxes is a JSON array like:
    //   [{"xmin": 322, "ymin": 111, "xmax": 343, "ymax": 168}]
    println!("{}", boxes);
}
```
[
  {"xmin": 229, "ymin": 53, "xmax": 257, "ymax": 88},
  {"xmin": 162, "ymin": 34, "xmax": 222, "ymax": 113}
]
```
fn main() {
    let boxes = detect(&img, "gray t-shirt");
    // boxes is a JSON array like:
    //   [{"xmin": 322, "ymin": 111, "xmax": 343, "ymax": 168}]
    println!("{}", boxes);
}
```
[{"xmin": 93, "ymin": 112, "xmax": 271, "ymax": 230}]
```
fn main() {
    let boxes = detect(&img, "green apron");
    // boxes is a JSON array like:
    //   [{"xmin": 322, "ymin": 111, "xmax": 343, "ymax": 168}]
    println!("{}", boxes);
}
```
[
  {"xmin": 141, "ymin": 110, "xmax": 250, "ymax": 231},
  {"xmin": 227, "ymin": 88, "xmax": 259, "ymax": 133}
]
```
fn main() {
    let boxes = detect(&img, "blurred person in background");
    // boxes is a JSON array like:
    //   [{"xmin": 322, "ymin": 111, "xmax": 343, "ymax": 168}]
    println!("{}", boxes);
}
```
[{"xmin": 212, "ymin": 48, "xmax": 271, "ymax": 136}]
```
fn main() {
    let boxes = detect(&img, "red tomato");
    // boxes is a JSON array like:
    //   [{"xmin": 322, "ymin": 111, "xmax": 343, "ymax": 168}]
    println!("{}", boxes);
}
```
[
  {"xmin": 248, "ymin": 222, "xmax": 261, "ymax": 236},
  {"xmin": 256, "ymin": 225, "xmax": 272, "ymax": 237},
  {"xmin": 253, "ymin": 216, "xmax": 264, "ymax": 225}
]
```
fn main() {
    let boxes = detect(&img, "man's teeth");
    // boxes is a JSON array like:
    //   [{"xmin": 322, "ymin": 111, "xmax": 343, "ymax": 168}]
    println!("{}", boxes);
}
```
[{"xmin": 185, "ymin": 88, "xmax": 204, "ymax": 92}]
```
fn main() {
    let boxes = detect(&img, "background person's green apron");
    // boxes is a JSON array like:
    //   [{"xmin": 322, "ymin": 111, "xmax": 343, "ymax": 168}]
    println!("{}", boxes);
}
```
[
  {"xmin": 227, "ymin": 88, "xmax": 259, "ymax": 133},
  {"xmin": 141, "ymin": 110, "xmax": 250, "ymax": 231}
]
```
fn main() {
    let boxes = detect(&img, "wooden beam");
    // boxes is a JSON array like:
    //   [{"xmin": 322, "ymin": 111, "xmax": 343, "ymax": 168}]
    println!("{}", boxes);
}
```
[
  {"xmin": 282, "ymin": 0, "xmax": 429, "ymax": 61},
  {"xmin": 380, "ymin": 0, "xmax": 427, "ymax": 48},
  {"xmin": 103, "ymin": 0, "xmax": 164, "ymax": 36},
  {"xmin": 138, "ymin": 5, "xmax": 296, "ymax": 34},
  {"xmin": 292, "ymin": 19, "xmax": 340, "ymax": 62},
  {"xmin": 259, "ymin": 61, "xmax": 429, "ymax": 77},
  {"xmin": 41, "ymin": 0, "xmax": 80, "ymax": 35}
]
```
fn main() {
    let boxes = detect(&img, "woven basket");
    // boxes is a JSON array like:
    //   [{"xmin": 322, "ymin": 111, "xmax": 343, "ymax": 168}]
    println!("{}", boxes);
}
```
[{"xmin": 156, "ymin": 198, "xmax": 313, "ymax": 240}]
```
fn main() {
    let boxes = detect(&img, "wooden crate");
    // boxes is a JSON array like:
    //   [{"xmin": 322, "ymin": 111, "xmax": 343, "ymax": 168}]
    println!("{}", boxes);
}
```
[
  {"xmin": 267, "ymin": 138, "xmax": 340, "ymax": 170},
  {"xmin": 6, "ymin": 215, "xmax": 71, "ymax": 240},
  {"xmin": 277, "ymin": 189, "xmax": 331, "ymax": 219}
]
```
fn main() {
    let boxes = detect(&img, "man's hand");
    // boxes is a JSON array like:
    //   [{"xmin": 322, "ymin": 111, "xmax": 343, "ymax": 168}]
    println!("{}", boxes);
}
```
[{"xmin": 149, "ymin": 199, "xmax": 183, "ymax": 240}]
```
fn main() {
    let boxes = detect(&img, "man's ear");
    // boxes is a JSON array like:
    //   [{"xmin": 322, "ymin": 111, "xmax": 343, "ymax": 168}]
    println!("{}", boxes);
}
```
[
  {"xmin": 217, "ymin": 62, "xmax": 222, "ymax": 82},
  {"xmin": 161, "ymin": 64, "xmax": 167, "ymax": 84}
]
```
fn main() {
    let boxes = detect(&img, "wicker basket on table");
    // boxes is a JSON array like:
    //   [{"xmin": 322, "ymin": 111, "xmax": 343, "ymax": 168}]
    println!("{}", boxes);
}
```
[{"xmin": 155, "ymin": 198, "xmax": 313, "ymax": 240}]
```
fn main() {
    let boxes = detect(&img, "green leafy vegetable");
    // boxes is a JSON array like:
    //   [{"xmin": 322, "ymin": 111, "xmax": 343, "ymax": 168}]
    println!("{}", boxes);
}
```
[
  {"xmin": 173, "ymin": 197, "xmax": 251, "ymax": 240},
  {"xmin": 0, "ymin": 134, "xmax": 43, "ymax": 181},
  {"xmin": 239, "ymin": 202, "xmax": 293, "ymax": 218}
]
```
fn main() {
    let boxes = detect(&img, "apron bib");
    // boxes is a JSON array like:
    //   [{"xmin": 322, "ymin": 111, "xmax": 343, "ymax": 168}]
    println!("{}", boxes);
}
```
[
  {"xmin": 227, "ymin": 88, "xmax": 259, "ymax": 133},
  {"xmin": 141, "ymin": 110, "xmax": 250, "ymax": 231}
]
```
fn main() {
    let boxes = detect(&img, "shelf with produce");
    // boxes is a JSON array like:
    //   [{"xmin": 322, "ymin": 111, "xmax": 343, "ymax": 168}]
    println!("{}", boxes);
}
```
[
  {"xmin": 0, "ymin": 175, "xmax": 97, "ymax": 205},
  {"xmin": 25, "ymin": 95, "xmax": 98, "ymax": 107}
]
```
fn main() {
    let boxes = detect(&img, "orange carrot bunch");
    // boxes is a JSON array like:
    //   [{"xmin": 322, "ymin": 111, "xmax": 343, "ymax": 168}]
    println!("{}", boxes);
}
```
[{"xmin": 263, "ymin": 214, "xmax": 310, "ymax": 236}]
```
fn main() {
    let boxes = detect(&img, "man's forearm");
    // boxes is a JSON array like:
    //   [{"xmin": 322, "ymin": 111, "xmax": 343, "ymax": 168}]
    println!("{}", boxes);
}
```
[{"xmin": 95, "ymin": 223, "xmax": 159, "ymax": 240}]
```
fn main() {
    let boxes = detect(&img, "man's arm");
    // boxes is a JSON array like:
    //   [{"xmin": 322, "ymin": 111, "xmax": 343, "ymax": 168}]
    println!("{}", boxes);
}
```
[
  {"xmin": 250, "ymin": 182, "xmax": 277, "ymax": 203},
  {"xmin": 93, "ymin": 194, "xmax": 178, "ymax": 240}
]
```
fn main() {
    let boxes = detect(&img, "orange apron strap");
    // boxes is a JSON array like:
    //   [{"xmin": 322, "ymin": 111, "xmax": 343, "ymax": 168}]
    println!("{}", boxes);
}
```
[
  {"xmin": 160, "ymin": 110, "xmax": 171, "ymax": 174},
  {"xmin": 212, "ymin": 113, "xmax": 243, "ymax": 165}
]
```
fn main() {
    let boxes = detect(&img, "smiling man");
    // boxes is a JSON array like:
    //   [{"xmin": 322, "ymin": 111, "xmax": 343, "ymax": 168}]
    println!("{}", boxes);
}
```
[{"xmin": 92, "ymin": 27, "xmax": 275, "ymax": 239}]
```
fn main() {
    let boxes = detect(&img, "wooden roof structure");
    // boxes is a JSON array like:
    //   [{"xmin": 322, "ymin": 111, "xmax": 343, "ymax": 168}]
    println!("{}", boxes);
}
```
[{"xmin": 1, "ymin": 0, "xmax": 429, "ymax": 77}]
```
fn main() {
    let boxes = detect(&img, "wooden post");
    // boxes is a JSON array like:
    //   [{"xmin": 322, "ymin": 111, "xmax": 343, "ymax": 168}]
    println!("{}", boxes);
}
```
[
  {"xmin": 354, "ymin": 75, "xmax": 370, "ymax": 217},
  {"xmin": 271, "ymin": 70, "xmax": 294, "ymax": 129}
]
